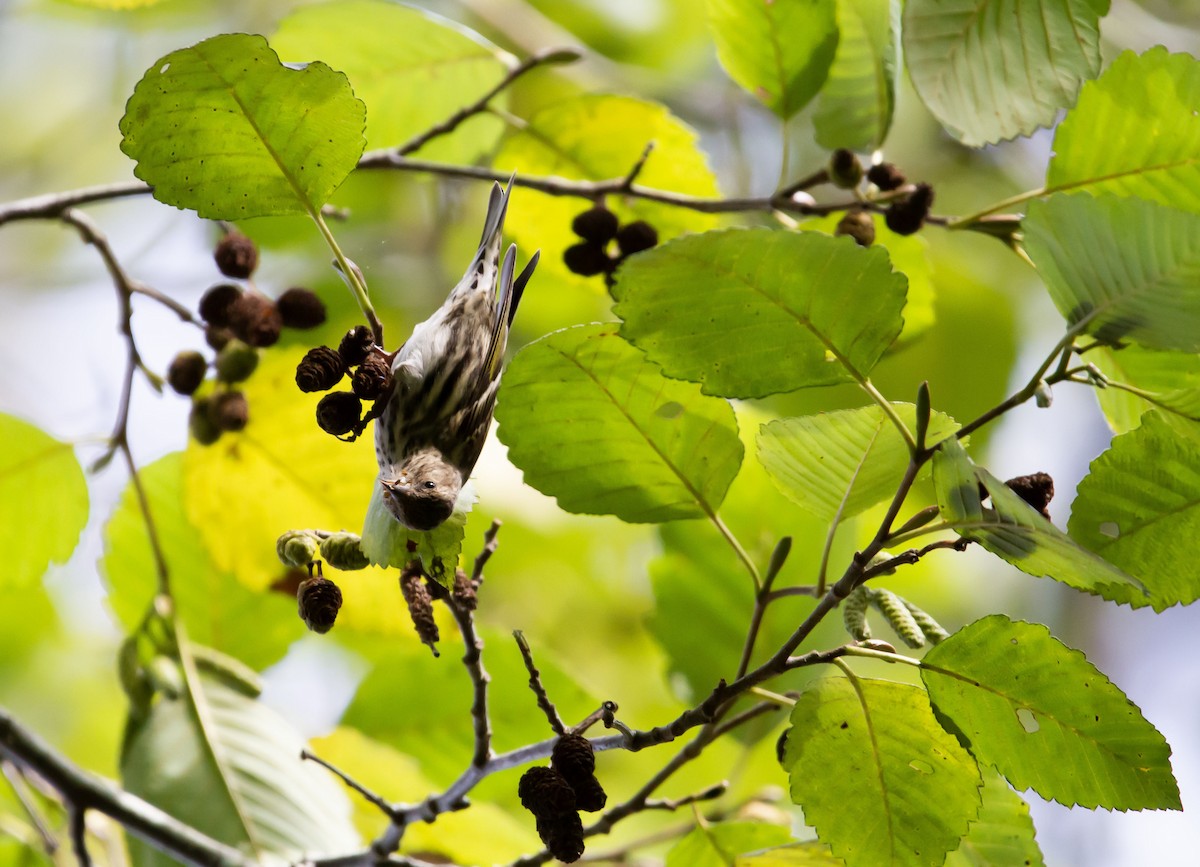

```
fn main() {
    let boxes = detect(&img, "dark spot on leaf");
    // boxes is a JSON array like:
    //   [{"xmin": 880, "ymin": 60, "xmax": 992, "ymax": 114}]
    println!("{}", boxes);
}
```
[{"xmin": 840, "ymin": 721, "xmax": 848, "ymax": 729}]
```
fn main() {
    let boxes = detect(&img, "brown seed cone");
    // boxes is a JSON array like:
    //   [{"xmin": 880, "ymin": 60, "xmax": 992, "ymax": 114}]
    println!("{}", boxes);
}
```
[
  {"xmin": 571, "ymin": 206, "xmax": 619, "ymax": 244},
  {"xmin": 351, "ymin": 353, "xmax": 394, "ymax": 400},
  {"xmin": 297, "ymin": 575, "xmax": 342, "ymax": 634},
  {"xmin": 451, "ymin": 568, "xmax": 477, "ymax": 611},
  {"xmin": 551, "ymin": 733, "xmax": 595, "ymax": 778},
  {"xmin": 227, "ymin": 293, "xmax": 283, "ymax": 348},
  {"xmin": 399, "ymin": 566, "xmax": 440, "ymax": 652},
  {"xmin": 296, "ymin": 346, "xmax": 347, "ymax": 393},
  {"xmin": 518, "ymin": 766, "xmax": 576, "ymax": 816},
  {"xmin": 316, "ymin": 392, "xmax": 362, "ymax": 437},
  {"xmin": 835, "ymin": 210, "xmax": 876, "ymax": 247},
  {"xmin": 535, "ymin": 812, "xmax": 585, "ymax": 863},
  {"xmin": 563, "ymin": 242, "xmax": 612, "ymax": 277},
  {"xmin": 167, "ymin": 350, "xmax": 207, "ymax": 396},
  {"xmin": 276, "ymin": 287, "xmax": 327, "ymax": 330},
  {"xmin": 205, "ymin": 326, "xmax": 234, "ymax": 352},
  {"xmin": 1005, "ymin": 472, "xmax": 1055, "ymax": 518},
  {"xmin": 867, "ymin": 162, "xmax": 907, "ymax": 191},
  {"xmin": 338, "ymin": 325, "xmax": 375, "ymax": 368},
  {"xmin": 884, "ymin": 183, "xmax": 935, "ymax": 236},
  {"xmin": 615, "ymin": 220, "xmax": 658, "ymax": 256},
  {"xmin": 209, "ymin": 390, "xmax": 249, "ymax": 432},
  {"xmin": 214, "ymin": 233, "xmax": 258, "ymax": 279},
  {"xmin": 828, "ymin": 148, "xmax": 864, "ymax": 189},
  {"xmin": 567, "ymin": 773, "xmax": 607, "ymax": 812},
  {"xmin": 199, "ymin": 283, "xmax": 243, "ymax": 328}
]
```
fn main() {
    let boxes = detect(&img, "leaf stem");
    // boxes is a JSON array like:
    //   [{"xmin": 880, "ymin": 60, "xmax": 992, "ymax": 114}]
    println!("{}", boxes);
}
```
[
  {"xmin": 310, "ymin": 208, "xmax": 384, "ymax": 346},
  {"xmin": 711, "ymin": 513, "xmax": 762, "ymax": 592}
]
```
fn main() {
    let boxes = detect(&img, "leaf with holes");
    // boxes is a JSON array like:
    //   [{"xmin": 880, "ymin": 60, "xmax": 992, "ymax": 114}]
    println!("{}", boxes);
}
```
[
  {"xmin": 1048, "ymin": 48, "xmax": 1200, "ymax": 212},
  {"xmin": 121, "ymin": 655, "xmax": 360, "ymax": 865},
  {"xmin": 813, "ymin": 0, "xmax": 898, "ymax": 149},
  {"xmin": 1023, "ymin": 194, "xmax": 1200, "ymax": 352},
  {"xmin": 783, "ymin": 677, "xmax": 982, "ymax": 867},
  {"xmin": 933, "ymin": 438, "xmax": 1144, "ymax": 598},
  {"xmin": 612, "ymin": 228, "xmax": 907, "ymax": 398},
  {"xmin": 904, "ymin": 0, "xmax": 1107, "ymax": 146},
  {"xmin": 707, "ymin": 0, "xmax": 839, "ymax": 120},
  {"xmin": 494, "ymin": 324, "xmax": 743, "ymax": 523},
  {"xmin": 944, "ymin": 766, "xmax": 1044, "ymax": 867},
  {"xmin": 922, "ymin": 615, "xmax": 1180, "ymax": 810},
  {"xmin": 0, "ymin": 415, "xmax": 87, "ymax": 589},
  {"xmin": 1068, "ymin": 412, "xmax": 1200, "ymax": 610},
  {"xmin": 120, "ymin": 33, "xmax": 366, "ymax": 219},
  {"xmin": 272, "ymin": 0, "xmax": 510, "ymax": 161},
  {"xmin": 758, "ymin": 403, "xmax": 958, "ymax": 523}
]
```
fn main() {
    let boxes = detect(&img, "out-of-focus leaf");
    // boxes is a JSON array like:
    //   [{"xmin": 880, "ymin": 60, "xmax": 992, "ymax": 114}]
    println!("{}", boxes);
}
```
[
  {"xmin": 1068, "ymin": 412, "xmax": 1200, "ymax": 610},
  {"xmin": 612, "ymin": 229, "xmax": 907, "ymax": 398},
  {"xmin": 182, "ymin": 347, "xmax": 425, "ymax": 638},
  {"xmin": 814, "ymin": 0, "xmax": 898, "ymax": 149},
  {"xmin": 1048, "ymin": 48, "xmax": 1200, "ymax": 212},
  {"xmin": 783, "ymin": 677, "xmax": 981, "ymax": 867},
  {"xmin": 904, "ymin": 0, "xmax": 1107, "ymax": 146},
  {"xmin": 0, "ymin": 414, "xmax": 87, "ymax": 589},
  {"xmin": 666, "ymin": 821, "xmax": 793, "ymax": 867},
  {"xmin": 933, "ymin": 438, "xmax": 1143, "ymax": 598},
  {"xmin": 495, "ymin": 94, "xmax": 719, "ymax": 287},
  {"xmin": 495, "ymin": 324, "xmax": 743, "ymax": 523},
  {"xmin": 1024, "ymin": 194, "xmax": 1200, "ymax": 353},
  {"xmin": 121, "ymin": 658, "xmax": 360, "ymax": 865},
  {"xmin": 922, "ymin": 615, "xmax": 1181, "ymax": 810},
  {"xmin": 1090, "ymin": 344, "xmax": 1200, "ymax": 434},
  {"xmin": 309, "ymin": 727, "xmax": 537, "ymax": 862},
  {"xmin": 758, "ymin": 403, "xmax": 958, "ymax": 522},
  {"xmin": 104, "ymin": 453, "xmax": 303, "ymax": 670},
  {"xmin": 944, "ymin": 766, "xmax": 1044, "ymax": 867},
  {"xmin": 272, "ymin": 0, "xmax": 510, "ymax": 161},
  {"xmin": 736, "ymin": 841, "xmax": 843, "ymax": 865},
  {"xmin": 706, "ymin": 0, "xmax": 838, "ymax": 120},
  {"xmin": 119, "ymin": 33, "xmax": 365, "ymax": 218}
]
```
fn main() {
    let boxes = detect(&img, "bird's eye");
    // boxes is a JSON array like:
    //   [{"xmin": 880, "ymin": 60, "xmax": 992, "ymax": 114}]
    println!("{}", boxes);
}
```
[{"xmin": 423, "ymin": 480, "xmax": 437, "ymax": 490}]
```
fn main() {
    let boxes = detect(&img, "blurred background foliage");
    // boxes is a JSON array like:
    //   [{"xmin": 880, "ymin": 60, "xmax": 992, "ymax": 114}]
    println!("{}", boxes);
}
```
[{"xmin": 2, "ymin": 0, "xmax": 1200, "ymax": 864}]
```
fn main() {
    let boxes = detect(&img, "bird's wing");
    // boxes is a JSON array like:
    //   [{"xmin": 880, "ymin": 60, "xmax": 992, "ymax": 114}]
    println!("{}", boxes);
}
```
[{"xmin": 486, "ymin": 245, "xmax": 518, "ymax": 379}]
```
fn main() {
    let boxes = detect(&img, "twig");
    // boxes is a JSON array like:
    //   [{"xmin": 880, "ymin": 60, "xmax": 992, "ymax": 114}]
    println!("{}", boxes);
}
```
[
  {"xmin": 513, "ymin": 630, "xmax": 566, "ymax": 735},
  {"xmin": 642, "ymin": 782, "xmax": 727, "ymax": 812},
  {"xmin": 0, "ymin": 708, "xmax": 252, "ymax": 867},
  {"xmin": 472, "ymin": 519, "xmax": 502, "ymax": 585},
  {"xmin": 394, "ymin": 47, "xmax": 582, "ymax": 157},
  {"xmin": 1, "ymin": 760, "xmax": 58, "ymax": 855},
  {"xmin": 450, "ymin": 594, "xmax": 492, "ymax": 768},
  {"xmin": 301, "ymin": 750, "xmax": 395, "ymax": 819},
  {"xmin": 69, "ymin": 805, "xmax": 92, "ymax": 867},
  {"xmin": 0, "ymin": 181, "xmax": 151, "ymax": 225},
  {"xmin": 617, "ymin": 142, "xmax": 655, "ymax": 191}
]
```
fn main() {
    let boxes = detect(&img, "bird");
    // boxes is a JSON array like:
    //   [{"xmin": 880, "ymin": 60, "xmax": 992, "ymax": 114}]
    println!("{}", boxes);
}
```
[{"xmin": 373, "ymin": 178, "xmax": 538, "ymax": 531}]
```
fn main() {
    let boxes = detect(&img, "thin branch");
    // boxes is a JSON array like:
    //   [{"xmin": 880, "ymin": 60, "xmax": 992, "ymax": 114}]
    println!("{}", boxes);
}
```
[
  {"xmin": 642, "ymin": 782, "xmax": 727, "ymax": 812},
  {"xmin": 1, "ymin": 760, "xmax": 58, "ymax": 855},
  {"xmin": 0, "ymin": 181, "xmax": 151, "ymax": 225},
  {"xmin": 69, "ymin": 805, "xmax": 92, "ymax": 867},
  {"xmin": 394, "ymin": 48, "xmax": 582, "ymax": 157},
  {"xmin": 472, "ymin": 519, "xmax": 503, "ymax": 584},
  {"xmin": 0, "ymin": 708, "xmax": 253, "ymax": 867},
  {"xmin": 301, "ymin": 750, "xmax": 395, "ymax": 819},
  {"xmin": 513, "ymin": 630, "xmax": 566, "ymax": 735}
]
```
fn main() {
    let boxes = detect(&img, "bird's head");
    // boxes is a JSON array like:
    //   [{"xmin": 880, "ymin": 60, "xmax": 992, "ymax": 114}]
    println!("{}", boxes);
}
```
[{"xmin": 379, "ymin": 450, "xmax": 463, "ymax": 531}]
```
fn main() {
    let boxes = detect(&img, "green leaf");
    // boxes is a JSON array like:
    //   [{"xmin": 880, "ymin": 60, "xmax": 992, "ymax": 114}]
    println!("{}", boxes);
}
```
[
  {"xmin": 272, "ymin": 0, "xmax": 509, "ymax": 161},
  {"xmin": 706, "ymin": 0, "xmax": 838, "ymax": 120},
  {"xmin": 933, "ymin": 438, "xmax": 1144, "ymax": 598},
  {"xmin": 903, "ymin": 0, "xmax": 1108, "ymax": 146},
  {"xmin": 494, "ymin": 324, "xmax": 743, "ymax": 522},
  {"xmin": 737, "ymin": 842, "xmax": 843, "ymax": 865},
  {"xmin": 612, "ymin": 229, "xmax": 908, "ymax": 398},
  {"xmin": 0, "ymin": 415, "xmax": 87, "ymax": 589},
  {"xmin": 495, "ymin": 93, "xmax": 719, "ymax": 287},
  {"xmin": 182, "ymin": 347, "xmax": 428, "ymax": 638},
  {"xmin": 1048, "ymin": 48, "xmax": 1200, "ymax": 211},
  {"xmin": 119, "ymin": 33, "xmax": 366, "ymax": 219},
  {"xmin": 1068, "ymin": 412, "xmax": 1200, "ymax": 610},
  {"xmin": 103, "ymin": 454, "xmax": 303, "ymax": 670},
  {"xmin": 944, "ymin": 767, "xmax": 1044, "ymax": 867},
  {"xmin": 121, "ymin": 658, "xmax": 360, "ymax": 865},
  {"xmin": 1090, "ymin": 344, "xmax": 1200, "ymax": 434},
  {"xmin": 784, "ymin": 677, "xmax": 981, "ymax": 867},
  {"xmin": 360, "ymin": 484, "xmax": 466, "ymax": 587},
  {"xmin": 667, "ymin": 822, "xmax": 794, "ymax": 867},
  {"xmin": 1023, "ymin": 194, "xmax": 1200, "ymax": 352},
  {"xmin": 922, "ymin": 615, "xmax": 1181, "ymax": 810},
  {"xmin": 813, "ymin": 0, "xmax": 897, "ymax": 150},
  {"xmin": 758, "ymin": 403, "xmax": 958, "ymax": 523}
]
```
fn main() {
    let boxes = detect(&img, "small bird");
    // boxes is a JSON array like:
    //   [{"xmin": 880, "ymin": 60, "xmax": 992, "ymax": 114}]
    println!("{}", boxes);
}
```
[{"xmin": 374, "ymin": 178, "xmax": 538, "ymax": 531}]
